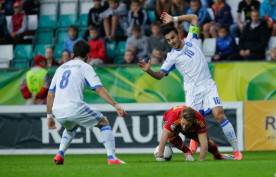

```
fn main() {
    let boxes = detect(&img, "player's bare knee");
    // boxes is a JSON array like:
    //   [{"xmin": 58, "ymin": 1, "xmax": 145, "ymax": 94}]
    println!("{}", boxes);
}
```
[{"xmin": 213, "ymin": 108, "xmax": 225, "ymax": 123}]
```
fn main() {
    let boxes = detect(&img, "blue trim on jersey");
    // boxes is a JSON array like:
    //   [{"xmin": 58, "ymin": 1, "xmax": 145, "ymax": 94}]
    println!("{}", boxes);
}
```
[
  {"xmin": 160, "ymin": 64, "xmax": 175, "ymax": 75},
  {"xmin": 92, "ymin": 84, "xmax": 103, "ymax": 90},
  {"xmin": 49, "ymin": 86, "xmax": 56, "ymax": 93},
  {"xmin": 101, "ymin": 125, "xmax": 112, "ymax": 132},
  {"xmin": 220, "ymin": 119, "xmax": 230, "ymax": 128},
  {"xmin": 85, "ymin": 79, "xmax": 103, "ymax": 90},
  {"xmin": 199, "ymin": 108, "xmax": 212, "ymax": 117}
]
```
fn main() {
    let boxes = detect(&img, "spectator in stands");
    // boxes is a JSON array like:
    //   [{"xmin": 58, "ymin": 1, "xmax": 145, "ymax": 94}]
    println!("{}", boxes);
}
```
[
  {"xmin": 60, "ymin": 50, "xmax": 71, "ymax": 64},
  {"xmin": 87, "ymin": 26, "xmax": 107, "ymax": 65},
  {"xmin": 148, "ymin": 22, "xmax": 170, "ymax": 57},
  {"xmin": 259, "ymin": 0, "xmax": 276, "ymax": 36},
  {"xmin": 230, "ymin": 0, "xmax": 260, "ymax": 38},
  {"xmin": 184, "ymin": 0, "xmax": 211, "ymax": 33},
  {"xmin": 156, "ymin": 0, "xmax": 171, "ymax": 19},
  {"xmin": 22, "ymin": 0, "xmax": 39, "ymax": 15},
  {"xmin": 150, "ymin": 48, "xmax": 164, "ymax": 64},
  {"xmin": 171, "ymin": 0, "xmax": 187, "ymax": 16},
  {"xmin": 126, "ymin": 25, "xmax": 149, "ymax": 60},
  {"xmin": 101, "ymin": 0, "xmax": 128, "ymax": 39},
  {"xmin": 212, "ymin": 25, "xmax": 237, "ymax": 62},
  {"xmin": 123, "ymin": 49, "xmax": 137, "ymax": 64},
  {"xmin": 127, "ymin": 0, "xmax": 148, "ymax": 36},
  {"xmin": 63, "ymin": 25, "xmax": 81, "ymax": 55},
  {"xmin": 45, "ymin": 47, "xmax": 59, "ymax": 68},
  {"xmin": 20, "ymin": 55, "xmax": 49, "ymax": 105},
  {"xmin": 239, "ymin": 10, "xmax": 270, "ymax": 60},
  {"xmin": 87, "ymin": 0, "xmax": 107, "ymax": 37},
  {"xmin": 0, "ymin": 1, "xmax": 8, "ymax": 44},
  {"xmin": 3, "ymin": 0, "xmax": 15, "ymax": 15},
  {"xmin": 7, "ymin": 1, "xmax": 27, "ymax": 43},
  {"xmin": 203, "ymin": 0, "xmax": 233, "ymax": 38},
  {"xmin": 269, "ymin": 47, "xmax": 276, "ymax": 61}
]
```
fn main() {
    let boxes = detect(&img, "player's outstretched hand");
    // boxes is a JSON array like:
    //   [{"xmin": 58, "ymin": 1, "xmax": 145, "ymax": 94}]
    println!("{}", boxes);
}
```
[
  {"xmin": 160, "ymin": 12, "xmax": 173, "ymax": 24},
  {"xmin": 114, "ymin": 104, "xmax": 127, "ymax": 117},
  {"xmin": 48, "ymin": 116, "xmax": 56, "ymax": 129},
  {"xmin": 138, "ymin": 59, "xmax": 151, "ymax": 72}
]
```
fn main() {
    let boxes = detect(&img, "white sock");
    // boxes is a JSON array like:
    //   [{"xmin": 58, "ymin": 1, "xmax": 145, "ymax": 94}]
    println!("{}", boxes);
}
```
[
  {"xmin": 100, "ymin": 125, "xmax": 116, "ymax": 160},
  {"xmin": 58, "ymin": 129, "xmax": 77, "ymax": 156},
  {"xmin": 220, "ymin": 119, "xmax": 239, "ymax": 152}
]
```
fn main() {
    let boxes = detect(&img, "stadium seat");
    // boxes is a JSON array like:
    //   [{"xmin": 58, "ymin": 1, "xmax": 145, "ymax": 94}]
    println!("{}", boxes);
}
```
[
  {"xmin": 40, "ymin": 2, "xmax": 58, "ymax": 16},
  {"xmin": 268, "ymin": 37, "xmax": 276, "ymax": 50},
  {"xmin": 38, "ymin": 15, "xmax": 57, "ymax": 29},
  {"xmin": 60, "ymin": 1, "xmax": 78, "ymax": 15},
  {"xmin": 12, "ymin": 60, "xmax": 30, "ymax": 69},
  {"xmin": 105, "ymin": 40, "xmax": 117, "ymax": 59},
  {"xmin": 36, "ymin": 30, "xmax": 54, "ymax": 44},
  {"xmin": 115, "ymin": 41, "xmax": 126, "ymax": 64},
  {"xmin": 56, "ymin": 29, "xmax": 68, "ymax": 44},
  {"xmin": 147, "ymin": 10, "xmax": 156, "ymax": 23},
  {"xmin": 203, "ymin": 38, "xmax": 216, "ymax": 62},
  {"xmin": 33, "ymin": 44, "xmax": 51, "ymax": 56},
  {"xmin": 57, "ymin": 15, "xmax": 77, "ymax": 28},
  {"xmin": 14, "ymin": 45, "xmax": 33, "ymax": 61},
  {"xmin": 39, "ymin": 2, "xmax": 58, "ymax": 29},
  {"xmin": 0, "ymin": 45, "xmax": 13, "ymax": 68},
  {"xmin": 27, "ymin": 15, "xmax": 38, "ymax": 31},
  {"xmin": 54, "ymin": 43, "xmax": 64, "ymax": 60},
  {"xmin": 77, "ymin": 14, "xmax": 88, "ymax": 27},
  {"xmin": 79, "ymin": 0, "xmax": 93, "ymax": 15}
]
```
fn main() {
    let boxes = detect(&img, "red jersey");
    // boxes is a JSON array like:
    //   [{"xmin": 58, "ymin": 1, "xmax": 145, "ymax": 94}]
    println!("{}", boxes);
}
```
[{"xmin": 163, "ymin": 105, "xmax": 207, "ymax": 134}]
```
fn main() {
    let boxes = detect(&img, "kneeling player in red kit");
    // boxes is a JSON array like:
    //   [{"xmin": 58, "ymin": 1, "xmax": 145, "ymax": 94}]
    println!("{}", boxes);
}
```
[{"xmin": 155, "ymin": 105, "xmax": 233, "ymax": 161}]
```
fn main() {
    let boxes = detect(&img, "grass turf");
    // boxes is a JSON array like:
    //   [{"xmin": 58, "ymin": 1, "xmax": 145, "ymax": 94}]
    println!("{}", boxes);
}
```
[{"xmin": 0, "ymin": 151, "xmax": 275, "ymax": 177}]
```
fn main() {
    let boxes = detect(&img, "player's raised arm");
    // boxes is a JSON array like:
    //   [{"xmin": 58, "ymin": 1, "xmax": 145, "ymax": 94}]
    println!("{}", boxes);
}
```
[
  {"xmin": 96, "ymin": 87, "xmax": 127, "ymax": 117},
  {"xmin": 138, "ymin": 59, "xmax": 166, "ymax": 80},
  {"xmin": 197, "ymin": 132, "xmax": 208, "ymax": 161},
  {"xmin": 161, "ymin": 12, "xmax": 198, "ymax": 26}
]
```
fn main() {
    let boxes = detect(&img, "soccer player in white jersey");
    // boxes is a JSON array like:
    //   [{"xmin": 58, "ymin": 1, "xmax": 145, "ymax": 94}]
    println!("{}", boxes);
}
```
[
  {"xmin": 139, "ymin": 12, "xmax": 243, "ymax": 160},
  {"xmin": 47, "ymin": 40, "xmax": 127, "ymax": 165}
]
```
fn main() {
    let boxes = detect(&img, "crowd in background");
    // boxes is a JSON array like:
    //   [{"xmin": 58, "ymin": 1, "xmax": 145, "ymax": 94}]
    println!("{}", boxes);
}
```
[
  {"xmin": 0, "ymin": 0, "xmax": 275, "ymax": 67},
  {"xmin": 0, "ymin": 0, "xmax": 275, "ymax": 104}
]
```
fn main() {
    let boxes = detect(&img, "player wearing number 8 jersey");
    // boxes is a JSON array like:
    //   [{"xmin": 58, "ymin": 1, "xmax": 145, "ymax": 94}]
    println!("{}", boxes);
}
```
[
  {"xmin": 47, "ymin": 40, "xmax": 127, "ymax": 165},
  {"xmin": 139, "ymin": 12, "xmax": 242, "ymax": 160}
]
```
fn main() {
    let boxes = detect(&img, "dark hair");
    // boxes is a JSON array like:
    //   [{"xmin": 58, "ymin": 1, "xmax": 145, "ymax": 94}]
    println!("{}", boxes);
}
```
[
  {"xmin": 131, "ymin": 0, "xmax": 141, "ymax": 5},
  {"xmin": 151, "ymin": 21, "xmax": 161, "ymax": 27},
  {"xmin": 160, "ymin": 22, "xmax": 178, "ymax": 36},
  {"xmin": 181, "ymin": 107, "xmax": 197, "ymax": 125},
  {"xmin": 73, "ymin": 40, "xmax": 90, "ymax": 58},
  {"xmin": 218, "ymin": 25, "xmax": 229, "ymax": 33},
  {"xmin": 132, "ymin": 24, "xmax": 141, "ymax": 32}
]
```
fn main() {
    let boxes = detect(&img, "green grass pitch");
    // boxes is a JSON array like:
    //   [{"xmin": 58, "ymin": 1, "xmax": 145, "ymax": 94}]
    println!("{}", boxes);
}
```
[{"xmin": 0, "ymin": 151, "xmax": 275, "ymax": 177}]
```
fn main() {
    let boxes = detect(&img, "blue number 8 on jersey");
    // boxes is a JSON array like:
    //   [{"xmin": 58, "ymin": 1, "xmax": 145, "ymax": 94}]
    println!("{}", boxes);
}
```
[{"xmin": 60, "ymin": 70, "xmax": 71, "ymax": 89}]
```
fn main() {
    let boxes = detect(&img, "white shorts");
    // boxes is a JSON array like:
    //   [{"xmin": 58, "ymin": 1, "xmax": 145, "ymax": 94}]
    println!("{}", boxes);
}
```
[
  {"xmin": 54, "ymin": 105, "xmax": 104, "ymax": 131},
  {"xmin": 185, "ymin": 80, "xmax": 222, "ymax": 116}
]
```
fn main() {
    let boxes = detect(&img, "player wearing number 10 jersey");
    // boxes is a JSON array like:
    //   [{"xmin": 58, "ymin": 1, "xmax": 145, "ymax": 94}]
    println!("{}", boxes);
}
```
[
  {"xmin": 139, "ymin": 12, "xmax": 242, "ymax": 160},
  {"xmin": 47, "ymin": 40, "xmax": 127, "ymax": 165}
]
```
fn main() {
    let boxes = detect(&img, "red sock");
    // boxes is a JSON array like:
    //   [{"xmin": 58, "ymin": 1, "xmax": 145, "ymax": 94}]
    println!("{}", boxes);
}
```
[{"xmin": 169, "ymin": 136, "xmax": 191, "ymax": 153}]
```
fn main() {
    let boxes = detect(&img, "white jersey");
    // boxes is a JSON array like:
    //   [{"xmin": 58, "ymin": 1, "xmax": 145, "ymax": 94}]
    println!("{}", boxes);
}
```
[
  {"xmin": 49, "ymin": 58, "xmax": 102, "ymax": 118},
  {"xmin": 160, "ymin": 26, "xmax": 212, "ymax": 91}
]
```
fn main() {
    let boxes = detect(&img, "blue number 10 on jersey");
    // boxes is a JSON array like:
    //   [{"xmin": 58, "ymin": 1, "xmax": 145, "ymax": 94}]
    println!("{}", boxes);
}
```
[{"xmin": 60, "ymin": 70, "xmax": 71, "ymax": 89}]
